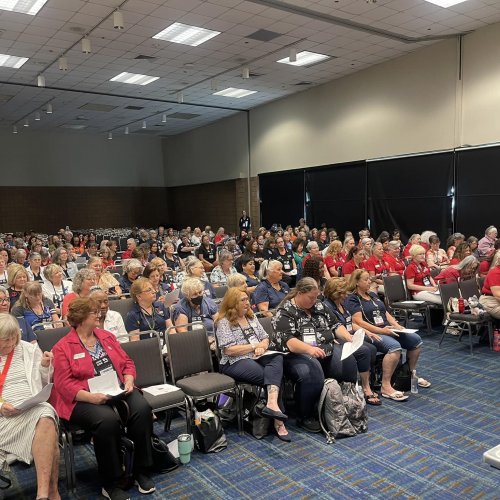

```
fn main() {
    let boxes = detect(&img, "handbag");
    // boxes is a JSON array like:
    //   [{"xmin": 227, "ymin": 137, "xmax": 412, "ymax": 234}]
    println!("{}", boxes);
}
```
[
  {"xmin": 243, "ymin": 388, "xmax": 271, "ymax": 440},
  {"xmin": 391, "ymin": 361, "xmax": 411, "ymax": 392},
  {"xmin": 193, "ymin": 411, "xmax": 227, "ymax": 453},
  {"xmin": 151, "ymin": 434, "xmax": 179, "ymax": 473}
]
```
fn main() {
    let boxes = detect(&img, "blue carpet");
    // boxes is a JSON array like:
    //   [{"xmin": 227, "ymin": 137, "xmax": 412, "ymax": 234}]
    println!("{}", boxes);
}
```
[{"xmin": 4, "ymin": 325, "xmax": 500, "ymax": 500}]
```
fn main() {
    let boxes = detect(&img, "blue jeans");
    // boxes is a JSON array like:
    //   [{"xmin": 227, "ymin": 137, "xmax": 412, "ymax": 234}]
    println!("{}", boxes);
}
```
[{"xmin": 370, "ymin": 331, "xmax": 423, "ymax": 354}]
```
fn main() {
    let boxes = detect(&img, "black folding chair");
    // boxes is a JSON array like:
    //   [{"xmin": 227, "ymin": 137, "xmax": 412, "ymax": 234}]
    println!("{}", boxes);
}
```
[
  {"xmin": 459, "ymin": 278, "xmax": 480, "ymax": 300},
  {"xmin": 108, "ymin": 297, "xmax": 134, "ymax": 321}
]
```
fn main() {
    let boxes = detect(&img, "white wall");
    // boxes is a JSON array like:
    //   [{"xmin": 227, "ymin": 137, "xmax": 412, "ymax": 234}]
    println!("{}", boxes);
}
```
[
  {"xmin": 162, "ymin": 112, "xmax": 249, "ymax": 187},
  {"xmin": 0, "ymin": 128, "xmax": 164, "ymax": 186}
]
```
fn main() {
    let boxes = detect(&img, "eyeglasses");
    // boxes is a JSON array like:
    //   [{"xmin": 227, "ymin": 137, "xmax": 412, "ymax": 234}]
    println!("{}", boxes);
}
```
[
  {"xmin": 89, "ymin": 311, "xmax": 101, "ymax": 317},
  {"xmin": 141, "ymin": 288, "xmax": 155, "ymax": 294},
  {"xmin": 0, "ymin": 298, "xmax": 9, "ymax": 305}
]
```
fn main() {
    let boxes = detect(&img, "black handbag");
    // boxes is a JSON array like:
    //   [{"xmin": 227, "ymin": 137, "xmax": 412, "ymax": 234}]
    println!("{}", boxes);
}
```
[
  {"xmin": 244, "ymin": 397, "xmax": 272, "ymax": 439},
  {"xmin": 391, "ymin": 361, "xmax": 411, "ymax": 392},
  {"xmin": 193, "ymin": 413, "xmax": 227, "ymax": 453},
  {"xmin": 151, "ymin": 434, "xmax": 179, "ymax": 473}
]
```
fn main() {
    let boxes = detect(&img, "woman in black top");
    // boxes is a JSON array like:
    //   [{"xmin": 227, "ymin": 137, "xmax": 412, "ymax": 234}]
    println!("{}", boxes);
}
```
[
  {"xmin": 197, "ymin": 235, "xmax": 218, "ymax": 272},
  {"xmin": 262, "ymin": 237, "xmax": 277, "ymax": 260},
  {"xmin": 245, "ymin": 239, "xmax": 265, "ymax": 273},
  {"xmin": 275, "ymin": 236, "xmax": 297, "ymax": 287}
]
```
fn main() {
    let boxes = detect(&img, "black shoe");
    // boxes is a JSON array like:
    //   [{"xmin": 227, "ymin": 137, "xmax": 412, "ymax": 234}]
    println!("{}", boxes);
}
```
[
  {"xmin": 274, "ymin": 423, "xmax": 292, "ymax": 442},
  {"xmin": 134, "ymin": 473, "xmax": 155, "ymax": 495},
  {"xmin": 261, "ymin": 406, "xmax": 288, "ymax": 421},
  {"xmin": 297, "ymin": 417, "xmax": 321, "ymax": 433},
  {"xmin": 101, "ymin": 486, "xmax": 131, "ymax": 500}
]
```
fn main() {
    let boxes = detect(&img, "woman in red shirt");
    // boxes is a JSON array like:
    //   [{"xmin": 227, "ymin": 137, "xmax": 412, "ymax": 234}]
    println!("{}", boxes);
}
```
[
  {"xmin": 434, "ymin": 255, "xmax": 478, "ymax": 284},
  {"xmin": 404, "ymin": 245, "xmax": 441, "ymax": 304},
  {"xmin": 342, "ymin": 247, "xmax": 367, "ymax": 279},
  {"xmin": 364, "ymin": 242, "xmax": 390, "ymax": 292},
  {"xmin": 323, "ymin": 240, "xmax": 343, "ymax": 277},
  {"xmin": 384, "ymin": 241, "xmax": 406, "ymax": 275}
]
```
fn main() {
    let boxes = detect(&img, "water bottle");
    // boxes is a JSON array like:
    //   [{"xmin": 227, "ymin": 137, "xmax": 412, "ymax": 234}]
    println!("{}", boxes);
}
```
[{"xmin": 411, "ymin": 370, "xmax": 418, "ymax": 394}]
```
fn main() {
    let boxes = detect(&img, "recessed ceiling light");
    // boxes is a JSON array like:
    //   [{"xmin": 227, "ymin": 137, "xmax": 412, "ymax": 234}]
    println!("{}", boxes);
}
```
[
  {"xmin": 110, "ymin": 72, "xmax": 159, "ymax": 85},
  {"xmin": 0, "ymin": 53, "xmax": 28, "ymax": 68},
  {"xmin": 153, "ymin": 22, "xmax": 220, "ymax": 47},
  {"xmin": 424, "ymin": 0, "xmax": 468, "ymax": 7},
  {"xmin": 213, "ymin": 88, "xmax": 257, "ymax": 98},
  {"xmin": 277, "ymin": 50, "xmax": 330, "ymax": 67},
  {"xmin": 0, "ymin": 0, "xmax": 48, "ymax": 15}
]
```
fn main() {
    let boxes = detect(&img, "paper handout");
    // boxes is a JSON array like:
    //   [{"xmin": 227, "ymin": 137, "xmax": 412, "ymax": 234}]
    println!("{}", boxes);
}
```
[
  {"xmin": 341, "ymin": 329, "xmax": 365, "ymax": 360},
  {"xmin": 142, "ymin": 384, "xmax": 181, "ymax": 396},
  {"xmin": 14, "ymin": 383, "xmax": 53, "ymax": 411},
  {"xmin": 88, "ymin": 371, "xmax": 125, "ymax": 397}
]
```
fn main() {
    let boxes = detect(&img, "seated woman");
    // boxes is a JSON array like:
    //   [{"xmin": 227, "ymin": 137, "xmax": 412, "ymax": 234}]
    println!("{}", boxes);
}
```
[
  {"xmin": 216, "ymin": 288, "xmax": 290, "ymax": 441},
  {"xmin": 341, "ymin": 247, "xmax": 367, "ymax": 279},
  {"xmin": 253, "ymin": 260, "xmax": 289, "ymax": 317},
  {"xmin": 61, "ymin": 269, "xmax": 98, "ymax": 318},
  {"xmin": 446, "ymin": 232, "xmax": 465, "ymax": 260},
  {"xmin": 272, "ymin": 277, "xmax": 358, "ymax": 433},
  {"xmin": 125, "ymin": 278, "xmax": 172, "ymax": 341},
  {"xmin": 245, "ymin": 239, "xmax": 265, "ymax": 273},
  {"xmin": 51, "ymin": 297, "xmax": 155, "ymax": 498},
  {"xmin": 226, "ymin": 273, "xmax": 248, "ymax": 294},
  {"xmin": 239, "ymin": 254, "xmax": 260, "ymax": 294},
  {"xmin": 172, "ymin": 278, "xmax": 218, "ymax": 335},
  {"xmin": 14, "ymin": 248, "xmax": 28, "ymax": 267},
  {"xmin": 99, "ymin": 246, "xmax": 115, "ymax": 270},
  {"xmin": 196, "ymin": 234, "xmax": 218, "ymax": 273},
  {"xmin": 147, "ymin": 241, "xmax": 161, "ymax": 261},
  {"xmin": 0, "ymin": 313, "xmax": 60, "ymax": 500},
  {"xmin": 11, "ymin": 282, "xmax": 60, "ymax": 331},
  {"xmin": 292, "ymin": 238, "xmax": 306, "ymax": 278},
  {"xmin": 274, "ymin": 236, "xmax": 297, "ymax": 287},
  {"xmin": 383, "ymin": 240, "xmax": 406, "ymax": 275},
  {"xmin": 262, "ymin": 237, "xmax": 277, "ymax": 260},
  {"xmin": 345, "ymin": 269, "xmax": 430, "ymax": 401},
  {"xmin": 363, "ymin": 242, "xmax": 391, "ymax": 293},
  {"xmin": 143, "ymin": 263, "xmax": 171, "ymax": 302},
  {"xmin": 479, "ymin": 260, "xmax": 500, "ymax": 318},
  {"xmin": 301, "ymin": 256, "xmax": 325, "ymax": 291},
  {"xmin": 478, "ymin": 225, "xmax": 497, "ymax": 261},
  {"xmin": 161, "ymin": 242, "xmax": 184, "ymax": 273},
  {"xmin": 51, "ymin": 247, "xmax": 78, "ymax": 281},
  {"xmin": 87, "ymin": 257, "xmax": 122, "ymax": 296},
  {"xmin": 118, "ymin": 258, "xmax": 143, "ymax": 294},
  {"xmin": 404, "ymin": 245, "xmax": 442, "ymax": 305},
  {"xmin": 467, "ymin": 236, "xmax": 479, "ymax": 259},
  {"xmin": 7, "ymin": 263, "xmax": 29, "ymax": 307},
  {"xmin": 426, "ymin": 235, "xmax": 450, "ymax": 270},
  {"xmin": 434, "ymin": 255, "xmax": 478, "ymax": 284},
  {"xmin": 89, "ymin": 287, "xmax": 127, "ymax": 342},
  {"xmin": 26, "ymin": 252, "xmax": 45, "ymax": 283},
  {"xmin": 175, "ymin": 256, "xmax": 215, "ymax": 299},
  {"xmin": 42, "ymin": 264, "xmax": 73, "ymax": 315},
  {"xmin": 449, "ymin": 242, "xmax": 471, "ymax": 265},
  {"xmin": 0, "ymin": 255, "xmax": 8, "ymax": 286},
  {"xmin": 323, "ymin": 277, "xmax": 379, "ymax": 405},
  {"xmin": 402, "ymin": 234, "xmax": 421, "ymax": 260},
  {"xmin": 323, "ymin": 241, "xmax": 343, "ymax": 277},
  {"xmin": 210, "ymin": 250, "xmax": 237, "ymax": 286}
]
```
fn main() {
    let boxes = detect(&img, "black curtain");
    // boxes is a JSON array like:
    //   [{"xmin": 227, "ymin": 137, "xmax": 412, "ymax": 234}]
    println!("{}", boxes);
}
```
[
  {"xmin": 305, "ymin": 162, "xmax": 366, "ymax": 237},
  {"xmin": 367, "ymin": 152, "xmax": 454, "ymax": 242},
  {"xmin": 259, "ymin": 170, "xmax": 304, "ymax": 229},
  {"xmin": 456, "ymin": 146, "xmax": 500, "ymax": 238}
]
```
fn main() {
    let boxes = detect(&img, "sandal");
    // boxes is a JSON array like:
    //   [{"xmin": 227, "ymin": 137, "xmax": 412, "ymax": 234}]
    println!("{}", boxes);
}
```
[
  {"xmin": 381, "ymin": 391, "xmax": 409, "ymax": 402},
  {"xmin": 364, "ymin": 393, "xmax": 382, "ymax": 406},
  {"xmin": 274, "ymin": 423, "xmax": 291, "ymax": 442},
  {"xmin": 418, "ymin": 377, "xmax": 431, "ymax": 388}
]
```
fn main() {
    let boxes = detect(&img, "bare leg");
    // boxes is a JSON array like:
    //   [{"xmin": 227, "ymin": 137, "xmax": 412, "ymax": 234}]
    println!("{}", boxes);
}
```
[
  {"xmin": 48, "ymin": 438, "xmax": 60, "ymax": 500},
  {"xmin": 266, "ymin": 385, "xmax": 280, "ymax": 411},
  {"xmin": 406, "ymin": 347, "xmax": 421, "ymax": 371},
  {"xmin": 360, "ymin": 371, "xmax": 372, "ymax": 395},
  {"xmin": 381, "ymin": 351, "xmax": 400, "ymax": 395},
  {"xmin": 32, "ymin": 417, "xmax": 60, "ymax": 500}
]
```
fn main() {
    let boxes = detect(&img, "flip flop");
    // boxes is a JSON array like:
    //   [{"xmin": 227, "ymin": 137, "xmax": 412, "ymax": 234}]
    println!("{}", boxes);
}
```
[
  {"xmin": 418, "ymin": 378, "xmax": 431, "ymax": 388},
  {"xmin": 381, "ymin": 391, "xmax": 409, "ymax": 402},
  {"xmin": 364, "ymin": 393, "xmax": 382, "ymax": 406}
]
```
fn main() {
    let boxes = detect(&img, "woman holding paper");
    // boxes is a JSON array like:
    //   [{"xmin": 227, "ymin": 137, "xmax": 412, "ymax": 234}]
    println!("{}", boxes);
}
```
[
  {"xmin": 216, "ymin": 288, "xmax": 290, "ymax": 441},
  {"xmin": 345, "ymin": 270, "xmax": 430, "ymax": 402},
  {"xmin": 0, "ymin": 313, "xmax": 60, "ymax": 500},
  {"xmin": 51, "ymin": 297, "xmax": 155, "ymax": 499}
]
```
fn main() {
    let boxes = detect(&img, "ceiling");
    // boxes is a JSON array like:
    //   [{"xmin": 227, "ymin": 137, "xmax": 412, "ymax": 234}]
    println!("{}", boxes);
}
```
[{"xmin": 0, "ymin": 0, "xmax": 499, "ymax": 137}]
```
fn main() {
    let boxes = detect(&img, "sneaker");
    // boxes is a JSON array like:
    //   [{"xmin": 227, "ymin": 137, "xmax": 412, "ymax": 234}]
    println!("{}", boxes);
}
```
[
  {"xmin": 101, "ymin": 486, "xmax": 131, "ymax": 500},
  {"xmin": 297, "ymin": 417, "xmax": 322, "ymax": 433},
  {"xmin": 135, "ymin": 473, "xmax": 156, "ymax": 495}
]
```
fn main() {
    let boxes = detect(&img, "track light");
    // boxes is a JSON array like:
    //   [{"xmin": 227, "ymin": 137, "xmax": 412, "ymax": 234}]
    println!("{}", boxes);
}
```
[
  {"xmin": 124, "ymin": 126, "xmax": 129, "ymax": 135},
  {"xmin": 289, "ymin": 47, "xmax": 297, "ymax": 63},
  {"xmin": 242, "ymin": 66, "xmax": 250, "ymax": 79},
  {"xmin": 46, "ymin": 103, "xmax": 53, "ymax": 114},
  {"xmin": 113, "ymin": 10, "xmax": 124, "ymax": 30},
  {"xmin": 35, "ymin": 112, "xmax": 41, "ymax": 121},
  {"xmin": 12, "ymin": 125, "xmax": 17, "ymax": 134},
  {"xmin": 24, "ymin": 118, "xmax": 29, "ymax": 127},
  {"xmin": 37, "ymin": 74, "xmax": 45, "ymax": 87},
  {"xmin": 177, "ymin": 91, "xmax": 183, "ymax": 104},
  {"xmin": 162, "ymin": 113, "xmax": 167, "ymax": 123},
  {"xmin": 82, "ymin": 37, "xmax": 91, "ymax": 54},
  {"xmin": 142, "ymin": 120, "xmax": 147, "ymax": 129},
  {"xmin": 59, "ymin": 56, "xmax": 68, "ymax": 71},
  {"xmin": 107, "ymin": 132, "xmax": 113, "ymax": 140}
]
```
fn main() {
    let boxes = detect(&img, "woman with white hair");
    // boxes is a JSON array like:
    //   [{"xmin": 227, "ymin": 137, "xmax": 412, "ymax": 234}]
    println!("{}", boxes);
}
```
[
  {"xmin": 434, "ymin": 255, "xmax": 479, "ymax": 284},
  {"xmin": 478, "ymin": 226, "xmax": 497, "ymax": 260},
  {"xmin": 253, "ymin": 260, "xmax": 289, "ymax": 317},
  {"xmin": 26, "ymin": 252, "xmax": 45, "ymax": 283},
  {"xmin": 118, "ymin": 258, "xmax": 143, "ymax": 294},
  {"xmin": 210, "ymin": 250, "xmax": 237, "ymax": 285},
  {"xmin": 404, "ymin": 245, "xmax": 442, "ymax": 304}
]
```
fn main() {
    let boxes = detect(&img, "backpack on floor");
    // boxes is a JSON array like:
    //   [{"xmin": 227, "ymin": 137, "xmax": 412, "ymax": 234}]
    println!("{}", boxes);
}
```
[{"xmin": 318, "ymin": 379, "xmax": 368, "ymax": 444}]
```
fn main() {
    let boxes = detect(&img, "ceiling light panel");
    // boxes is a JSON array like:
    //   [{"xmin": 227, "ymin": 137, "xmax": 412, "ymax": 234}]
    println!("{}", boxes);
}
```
[
  {"xmin": 0, "ymin": 53, "xmax": 28, "ymax": 68},
  {"xmin": 277, "ymin": 51, "xmax": 331, "ymax": 67},
  {"xmin": 424, "ymin": 0, "xmax": 468, "ymax": 7},
  {"xmin": 110, "ymin": 72, "xmax": 159, "ymax": 85},
  {"xmin": 0, "ymin": 0, "xmax": 48, "ymax": 15},
  {"xmin": 213, "ymin": 88, "xmax": 257, "ymax": 98},
  {"xmin": 153, "ymin": 22, "xmax": 221, "ymax": 47}
]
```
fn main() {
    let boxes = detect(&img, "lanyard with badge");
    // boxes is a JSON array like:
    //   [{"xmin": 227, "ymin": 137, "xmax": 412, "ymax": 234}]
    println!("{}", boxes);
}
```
[
  {"xmin": 417, "ymin": 264, "xmax": 431, "ymax": 286},
  {"xmin": 239, "ymin": 323, "xmax": 259, "ymax": 345},
  {"xmin": 356, "ymin": 294, "xmax": 385, "ymax": 327},
  {"xmin": 300, "ymin": 320, "xmax": 334, "ymax": 356},
  {"xmin": 0, "ymin": 350, "xmax": 15, "ymax": 402},
  {"xmin": 80, "ymin": 340, "xmax": 115, "ymax": 376}
]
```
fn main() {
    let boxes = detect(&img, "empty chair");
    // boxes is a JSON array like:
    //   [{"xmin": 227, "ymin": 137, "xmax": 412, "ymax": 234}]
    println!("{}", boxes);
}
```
[
  {"xmin": 108, "ymin": 297, "xmax": 134, "ymax": 320},
  {"xmin": 257, "ymin": 315, "xmax": 274, "ymax": 338},
  {"xmin": 459, "ymin": 278, "xmax": 480, "ymax": 300},
  {"xmin": 214, "ymin": 285, "xmax": 228, "ymax": 300},
  {"xmin": 35, "ymin": 326, "xmax": 71, "ymax": 355}
]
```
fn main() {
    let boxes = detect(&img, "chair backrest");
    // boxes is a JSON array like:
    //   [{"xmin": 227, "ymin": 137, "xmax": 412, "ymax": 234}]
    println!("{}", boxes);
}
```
[
  {"xmin": 108, "ymin": 297, "xmax": 134, "ymax": 320},
  {"xmin": 114, "ymin": 265, "xmax": 123, "ymax": 275},
  {"xmin": 258, "ymin": 316, "xmax": 274, "ymax": 337},
  {"xmin": 459, "ymin": 278, "xmax": 479, "ymax": 300},
  {"xmin": 36, "ymin": 326, "xmax": 71, "ymax": 352},
  {"xmin": 163, "ymin": 288, "xmax": 180, "ymax": 308},
  {"xmin": 166, "ymin": 327, "xmax": 213, "ymax": 382},
  {"xmin": 477, "ymin": 276, "xmax": 486, "ymax": 291},
  {"xmin": 120, "ymin": 334, "xmax": 166, "ymax": 387},
  {"xmin": 383, "ymin": 275, "xmax": 407, "ymax": 303},
  {"xmin": 76, "ymin": 262, "xmax": 86, "ymax": 270},
  {"xmin": 438, "ymin": 282, "xmax": 460, "ymax": 310},
  {"xmin": 214, "ymin": 285, "xmax": 228, "ymax": 299}
]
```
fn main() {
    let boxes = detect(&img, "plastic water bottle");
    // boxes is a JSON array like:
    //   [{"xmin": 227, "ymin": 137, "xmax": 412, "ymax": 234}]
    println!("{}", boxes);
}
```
[{"xmin": 411, "ymin": 370, "xmax": 418, "ymax": 394}]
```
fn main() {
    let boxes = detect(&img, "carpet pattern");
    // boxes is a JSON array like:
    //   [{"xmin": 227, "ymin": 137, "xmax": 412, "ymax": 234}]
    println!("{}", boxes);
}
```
[{"xmin": 3, "ymin": 325, "xmax": 499, "ymax": 500}]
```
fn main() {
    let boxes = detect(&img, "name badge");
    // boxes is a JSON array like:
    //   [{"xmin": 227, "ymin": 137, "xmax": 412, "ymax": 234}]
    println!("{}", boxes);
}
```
[
  {"xmin": 208, "ymin": 253, "xmax": 214, "ymax": 260},
  {"xmin": 74, "ymin": 352, "xmax": 85, "ymax": 359},
  {"xmin": 302, "ymin": 327, "xmax": 317, "ymax": 346},
  {"xmin": 346, "ymin": 316, "xmax": 353, "ymax": 332},
  {"xmin": 283, "ymin": 262, "xmax": 291, "ymax": 270},
  {"xmin": 423, "ymin": 276, "xmax": 431, "ymax": 286},
  {"xmin": 373, "ymin": 310, "xmax": 384, "ymax": 326}
]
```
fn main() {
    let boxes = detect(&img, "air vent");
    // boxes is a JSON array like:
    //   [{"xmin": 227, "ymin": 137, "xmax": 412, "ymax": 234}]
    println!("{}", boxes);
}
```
[
  {"xmin": 246, "ymin": 29, "xmax": 282, "ymax": 42},
  {"xmin": 79, "ymin": 103, "xmax": 117, "ymax": 112},
  {"xmin": 134, "ymin": 55, "xmax": 157, "ymax": 60},
  {"xmin": 60, "ymin": 124, "xmax": 87, "ymax": 130},
  {"xmin": 125, "ymin": 105, "xmax": 144, "ymax": 110},
  {"xmin": 295, "ymin": 81, "xmax": 312, "ymax": 86},
  {"xmin": 167, "ymin": 112, "xmax": 200, "ymax": 120}
]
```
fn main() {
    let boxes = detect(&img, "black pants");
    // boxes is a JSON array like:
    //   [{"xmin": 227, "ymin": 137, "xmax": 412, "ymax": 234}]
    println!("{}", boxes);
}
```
[
  {"xmin": 70, "ymin": 390, "xmax": 153, "ymax": 487},
  {"xmin": 220, "ymin": 354, "xmax": 284, "ymax": 387}
]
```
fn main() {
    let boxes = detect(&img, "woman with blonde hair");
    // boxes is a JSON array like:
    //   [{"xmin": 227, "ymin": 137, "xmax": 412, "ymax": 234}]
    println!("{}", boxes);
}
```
[
  {"xmin": 216, "ymin": 288, "xmax": 290, "ymax": 441},
  {"xmin": 323, "ymin": 240, "xmax": 344, "ymax": 277},
  {"xmin": 7, "ymin": 263, "xmax": 29, "ymax": 307},
  {"xmin": 87, "ymin": 257, "xmax": 122, "ymax": 296}
]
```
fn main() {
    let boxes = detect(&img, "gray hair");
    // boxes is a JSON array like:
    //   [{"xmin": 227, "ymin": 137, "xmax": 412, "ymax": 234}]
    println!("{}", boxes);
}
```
[
  {"xmin": 185, "ymin": 256, "xmax": 204, "ymax": 276},
  {"xmin": 218, "ymin": 250, "xmax": 233, "ymax": 265},
  {"xmin": 0, "ymin": 285, "xmax": 8, "ymax": 297},
  {"xmin": 51, "ymin": 247, "xmax": 67, "ymax": 265},
  {"xmin": 259, "ymin": 259, "xmax": 281, "ymax": 280},
  {"xmin": 181, "ymin": 277, "xmax": 204, "ymax": 298},
  {"xmin": 72, "ymin": 269, "xmax": 97, "ymax": 294},
  {"xmin": 306, "ymin": 241, "xmax": 318, "ymax": 252},
  {"xmin": 123, "ymin": 258, "xmax": 143, "ymax": 275},
  {"xmin": 387, "ymin": 240, "xmax": 400, "ymax": 251},
  {"xmin": 420, "ymin": 231, "xmax": 436, "ymax": 245},
  {"xmin": 28, "ymin": 252, "xmax": 41, "ymax": 262},
  {"xmin": 227, "ymin": 273, "xmax": 247, "ymax": 288},
  {"xmin": 0, "ymin": 313, "xmax": 21, "ymax": 342},
  {"xmin": 454, "ymin": 255, "xmax": 478, "ymax": 271},
  {"xmin": 485, "ymin": 225, "xmax": 497, "ymax": 236}
]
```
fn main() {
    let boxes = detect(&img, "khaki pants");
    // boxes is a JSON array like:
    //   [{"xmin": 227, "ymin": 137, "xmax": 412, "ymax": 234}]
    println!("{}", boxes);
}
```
[{"xmin": 479, "ymin": 295, "xmax": 500, "ymax": 319}]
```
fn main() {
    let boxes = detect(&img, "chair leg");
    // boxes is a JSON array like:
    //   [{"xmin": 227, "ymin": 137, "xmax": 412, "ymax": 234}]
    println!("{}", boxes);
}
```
[
  {"xmin": 164, "ymin": 408, "xmax": 173, "ymax": 432},
  {"xmin": 425, "ymin": 307, "xmax": 432, "ymax": 333},
  {"xmin": 439, "ymin": 319, "xmax": 449, "ymax": 347},
  {"xmin": 184, "ymin": 397, "xmax": 194, "ymax": 435},
  {"xmin": 234, "ymin": 386, "xmax": 243, "ymax": 436},
  {"xmin": 467, "ymin": 323, "xmax": 474, "ymax": 355},
  {"xmin": 488, "ymin": 321, "xmax": 494, "ymax": 350},
  {"xmin": 64, "ymin": 430, "xmax": 76, "ymax": 493}
]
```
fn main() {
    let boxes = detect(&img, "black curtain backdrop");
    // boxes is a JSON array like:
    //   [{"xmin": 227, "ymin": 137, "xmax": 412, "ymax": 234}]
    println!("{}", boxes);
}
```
[
  {"xmin": 259, "ymin": 170, "xmax": 304, "ymax": 229},
  {"xmin": 305, "ymin": 162, "xmax": 366, "ymax": 238},
  {"xmin": 367, "ymin": 152, "xmax": 454, "ymax": 242},
  {"xmin": 456, "ymin": 146, "xmax": 500, "ymax": 238}
]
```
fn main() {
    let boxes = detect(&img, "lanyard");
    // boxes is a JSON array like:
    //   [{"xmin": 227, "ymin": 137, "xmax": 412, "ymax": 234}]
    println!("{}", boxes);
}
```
[
  {"xmin": 140, "ymin": 307, "xmax": 157, "ymax": 331},
  {"xmin": 0, "ymin": 350, "xmax": 15, "ymax": 399}
]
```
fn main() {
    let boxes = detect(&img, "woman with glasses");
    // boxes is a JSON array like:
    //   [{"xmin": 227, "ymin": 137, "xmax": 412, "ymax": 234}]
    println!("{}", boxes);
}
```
[
  {"xmin": 404, "ymin": 245, "xmax": 442, "ymax": 304},
  {"xmin": 118, "ymin": 258, "xmax": 143, "ymax": 294},
  {"xmin": 42, "ymin": 264, "xmax": 72, "ymax": 316},
  {"xmin": 253, "ymin": 260, "xmax": 289, "ymax": 318},
  {"xmin": 61, "ymin": 269, "xmax": 98, "ymax": 318},
  {"xmin": 209, "ymin": 250, "xmax": 237, "ymax": 286},
  {"xmin": 51, "ymin": 247, "xmax": 78, "ymax": 281}
]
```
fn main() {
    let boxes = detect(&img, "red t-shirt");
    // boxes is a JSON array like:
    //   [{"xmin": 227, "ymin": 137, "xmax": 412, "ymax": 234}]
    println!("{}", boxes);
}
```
[
  {"xmin": 342, "ymin": 259, "xmax": 361, "ymax": 277},
  {"xmin": 449, "ymin": 258, "xmax": 460, "ymax": 265},
  {"xmin": 482, "ymin": 266, "xmax": 500, "ymax": 295},
  {"xmin": 324, "ymin": 255, "xmax": 343, "ymax": 271},
  {"xmin": 434, "ymin": 267, "xmax": 460, "ymax": 284},
  {"xmin": 403, "ymin": 243, "xmax": 414, "ymax": 258},
  {"xmin": 479, "ymin": 260, "xmax": 491, "ymax": 275},
  {"xmin": 384, "ymin": 253, "xmax": 405, "ymax": 275},
  {"xmin": 404, "ymin": 261, "xmax": 432, "ymax": 296},
  {"xmin": 363, "ymin": 255, "xmax": 390, "ymax": 275}
]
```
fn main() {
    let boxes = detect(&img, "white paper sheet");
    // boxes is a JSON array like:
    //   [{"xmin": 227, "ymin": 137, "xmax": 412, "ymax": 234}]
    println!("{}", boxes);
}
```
[
  {"xmin": 14, "ymin": 383, "xmax": 53, "ymax": 411},
  {"xmin": 142, "ymin": 384, "xmax": 181, "ymax": 396},
  {"xmin": 88, "ymin": 371, "xmax": 125, "ymax": 397},
  {"xmin": 389, "ymin": 328, "xmax": 418, "ymax": 334},
  {"xmin": 255, "ymin": 350, "xmax": 288, "ymax": 358},
  {"xmin": 341, "ymin": 329, "xmax": 365, "ymax": 360},
  {"xmin": 399, "ymin": 301, "xmax": 425, "ymax": 304}
]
